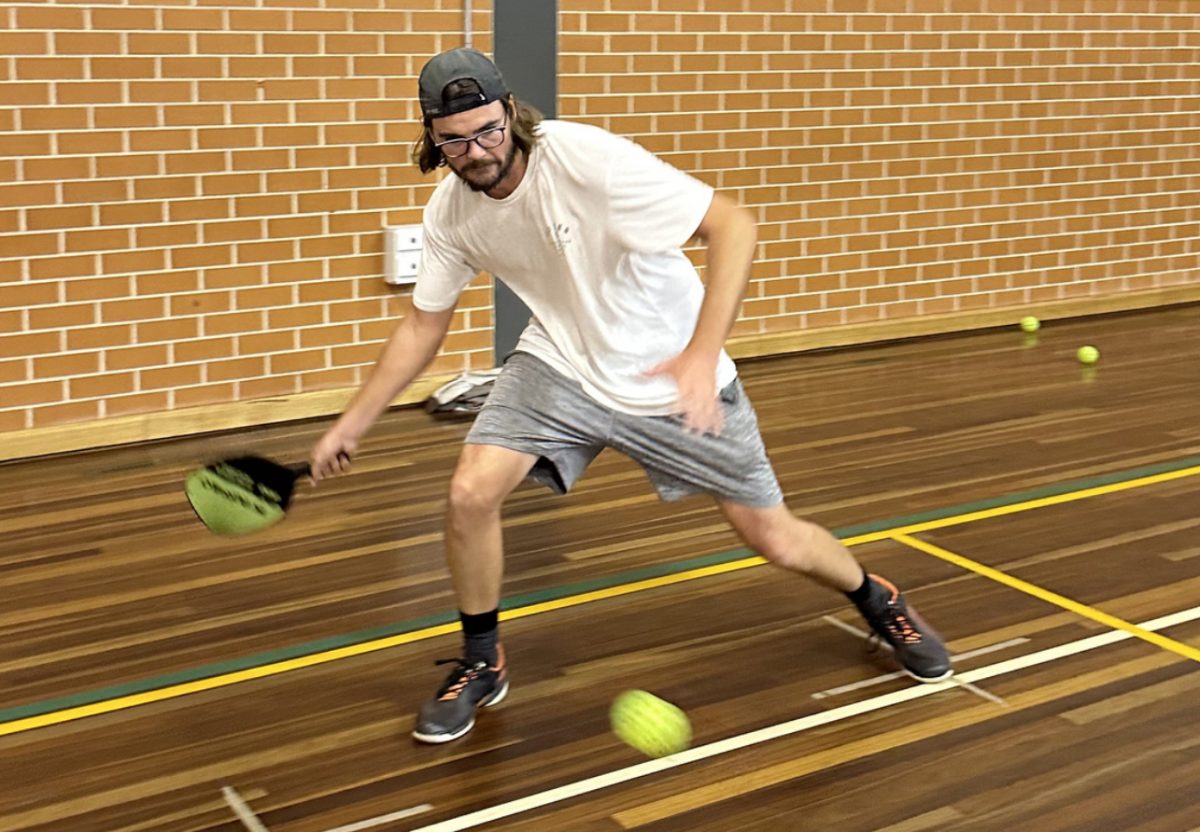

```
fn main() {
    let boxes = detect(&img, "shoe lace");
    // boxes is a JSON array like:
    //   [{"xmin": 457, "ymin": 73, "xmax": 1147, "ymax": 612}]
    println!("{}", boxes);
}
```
[
  {"xmin": 434, "ymin": 657, "xmax": 484, "ymax": 702},
  {"xmin": 863, "ymin": 575, "xmax": 923, "ymax": 647},
  {"xmin": 874, "ymin": 605, "xmax": 923, "ymax": 645}
]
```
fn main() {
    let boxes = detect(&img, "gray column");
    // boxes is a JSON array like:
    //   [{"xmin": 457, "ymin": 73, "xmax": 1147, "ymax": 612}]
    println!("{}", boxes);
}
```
[{"xmin": 491, "ymin": 1, "xmax": 557, "ymax": 362}]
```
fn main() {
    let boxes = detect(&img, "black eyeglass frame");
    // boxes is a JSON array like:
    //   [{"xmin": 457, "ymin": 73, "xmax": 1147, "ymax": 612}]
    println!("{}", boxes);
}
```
[{"xmin": 433, "ymin": 114, "xmax": 509, "ymax": 159}]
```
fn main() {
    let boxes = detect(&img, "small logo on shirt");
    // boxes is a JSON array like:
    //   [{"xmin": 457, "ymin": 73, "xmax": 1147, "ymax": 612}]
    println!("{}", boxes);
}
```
[{"xmin": 549, "ymin": 222, "xmax": 572, "ymax": 255}]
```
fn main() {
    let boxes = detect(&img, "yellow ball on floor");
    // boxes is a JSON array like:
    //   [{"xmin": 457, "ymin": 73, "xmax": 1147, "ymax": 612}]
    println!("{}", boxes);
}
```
[
  {"xmin": 1077, "ymin": 345, "xmax": 1100, "ymax": 365},
  {"xmin": 610, "ymin": 690, "xmax": 692, "ymax": 758},
  {"xmin": 1019, "ymin": 316, "xmax": 1040, "ymax": 333}
]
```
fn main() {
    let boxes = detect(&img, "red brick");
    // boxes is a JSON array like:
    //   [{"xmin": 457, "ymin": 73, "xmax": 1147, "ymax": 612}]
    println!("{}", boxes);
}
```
[{"xmin": 106, "ymin": 392, "xmax": 170, "ymax": 418}]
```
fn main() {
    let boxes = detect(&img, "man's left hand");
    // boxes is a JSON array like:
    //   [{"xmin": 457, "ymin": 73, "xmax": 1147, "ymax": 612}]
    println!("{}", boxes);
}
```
[{"xmin": 643, "ymin": 349, "xmax": 723, "ymax": 436}]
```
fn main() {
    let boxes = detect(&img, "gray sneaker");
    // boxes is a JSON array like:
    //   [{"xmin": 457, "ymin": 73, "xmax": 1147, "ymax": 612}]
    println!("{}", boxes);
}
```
[
  {"xmin": 855, "ymin": 574, "xmax": 953, "ymax": 682},
  {"xmin": 412, "ymin": 646, "xmax": 508, "ymax": 743}
]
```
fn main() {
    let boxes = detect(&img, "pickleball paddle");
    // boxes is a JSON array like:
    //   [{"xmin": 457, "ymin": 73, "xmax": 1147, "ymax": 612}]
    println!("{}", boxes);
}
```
[{"xmin": 185, "ymin": 454, "xmax": 344, "ymax": 536}]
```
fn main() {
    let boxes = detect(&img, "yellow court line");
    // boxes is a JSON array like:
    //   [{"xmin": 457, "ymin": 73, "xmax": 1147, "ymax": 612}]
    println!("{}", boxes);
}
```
[
  {"xmin": 5, "ymin": 464, "xmax": 1199, "ymax": 737},
  {"xmin": 498, "ymin": 560, "xmax": 766, "ymax": 620},
  {"xmin": 852, "ymin": 464, "xmax": 1200, "ymax": 545},
  {"xmin": 0, "ymin": 623, "xmax": 460, "ymax": 737},
  {"xmin": 892, "ymin": 533, "xmax": 1200, "ymax": 663},
  {"xmin": 0, "ymin": 564, "xmax": 768, "ymax": 738}
]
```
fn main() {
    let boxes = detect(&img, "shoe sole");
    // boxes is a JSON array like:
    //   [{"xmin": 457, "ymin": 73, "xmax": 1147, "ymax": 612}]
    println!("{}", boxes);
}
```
[
  {"xmin": 903, "ymin": 667, "xmax": 954, "ymax": 684},
  {"xmin": 411, "ymin": 679, "xmax": 510, "ymax": 744}
]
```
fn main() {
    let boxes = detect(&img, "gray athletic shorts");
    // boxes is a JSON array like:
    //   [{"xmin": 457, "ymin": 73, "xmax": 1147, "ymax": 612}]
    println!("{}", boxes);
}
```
[{"xmin": 464, "ymin": 352, "xmax": 784, "ymax": 508}]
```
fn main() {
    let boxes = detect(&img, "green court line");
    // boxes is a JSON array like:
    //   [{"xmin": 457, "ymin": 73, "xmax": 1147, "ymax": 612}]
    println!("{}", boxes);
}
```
[
  {"xmin": 3, "ymin": 452, "xmax": 1198, "ymax": 728},
  {"xmin": 837, "ymin": 454, "xmax": 1200, "ymax": 538}
]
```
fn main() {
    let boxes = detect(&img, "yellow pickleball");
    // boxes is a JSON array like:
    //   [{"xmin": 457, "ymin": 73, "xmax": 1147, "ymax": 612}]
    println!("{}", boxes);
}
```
[
  {"xmin": 610, "ymin": 690, "xmax": 691, "ymax": 758},
  {"xmin": 1077, "ymin": 345, "xmax": 1099, "ymax": 365}
]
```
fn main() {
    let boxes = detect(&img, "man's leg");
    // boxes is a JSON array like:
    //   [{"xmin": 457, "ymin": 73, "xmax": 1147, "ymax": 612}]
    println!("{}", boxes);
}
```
[
  {"xmin": 716, "ymin": 501, "xmax": 861, "ymax": 591},
  {"xmin": 413, "ymin": 442, "xmax": 537, "ymax": 744},
  {"xmin": 445, "ymin": 442, "xmax": 538, "ymax": 615},
  {"xmin": 717, "ymin": 500, "xmax": 952, "ymax": 682}
]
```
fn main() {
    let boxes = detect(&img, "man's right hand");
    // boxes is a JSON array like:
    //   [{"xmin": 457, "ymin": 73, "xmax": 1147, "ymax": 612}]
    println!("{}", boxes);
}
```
[
  {"xmin": 305, "ymin": 306, "xmax": 457, "ymax": 483},
  {"xmin": 309, "ymin": 428, "xmax": 358, "ymax": 482}
]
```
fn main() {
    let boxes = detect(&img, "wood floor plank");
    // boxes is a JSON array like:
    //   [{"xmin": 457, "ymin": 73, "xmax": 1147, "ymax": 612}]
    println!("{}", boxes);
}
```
[{"xmin": 1, "ymin": 304, "xmax": 1198, "ymax": 830}]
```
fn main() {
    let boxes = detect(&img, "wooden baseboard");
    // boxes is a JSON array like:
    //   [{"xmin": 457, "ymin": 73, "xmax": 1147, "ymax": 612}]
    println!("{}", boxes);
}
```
[
  {"xmin": 0, "ymin": 374, "xmax": 455, "ymax": 463},
  {"xmin": 726, "ymin": 284, "xmax": 1200, "ymax": 360},
  {"xmin": 3, "ymin": 284, "xmax": 1197, "ymax": 463}
]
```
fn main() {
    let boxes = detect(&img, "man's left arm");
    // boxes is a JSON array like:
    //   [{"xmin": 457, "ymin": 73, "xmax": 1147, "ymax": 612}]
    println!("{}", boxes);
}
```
[{"xmin": 645, "ymin": 192, "xmax": 757, "ymax": 434}]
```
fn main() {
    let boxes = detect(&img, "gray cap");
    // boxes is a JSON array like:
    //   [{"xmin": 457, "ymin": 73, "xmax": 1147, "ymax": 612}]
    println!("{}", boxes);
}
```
[{"xmin": 418, "ymin": 48, "xmax": 510, "ymax": 120}]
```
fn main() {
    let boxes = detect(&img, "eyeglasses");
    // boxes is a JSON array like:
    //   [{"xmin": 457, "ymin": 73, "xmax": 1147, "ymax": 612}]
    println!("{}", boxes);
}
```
[{"xmin": 433, "ymin": 117, "xmax": 508, "ymax": 159}]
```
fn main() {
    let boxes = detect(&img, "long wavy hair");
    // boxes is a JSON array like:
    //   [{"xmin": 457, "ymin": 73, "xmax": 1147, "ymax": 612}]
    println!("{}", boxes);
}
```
[{"xmin": 412, "ymin": 96, "xmax": 544, "ymax": 174}]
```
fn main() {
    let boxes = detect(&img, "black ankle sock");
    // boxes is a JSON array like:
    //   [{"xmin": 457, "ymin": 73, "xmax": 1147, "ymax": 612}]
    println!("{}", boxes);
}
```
[
  {"xmin": 844, "ymin": 569, "xmax": 873, "ymax": 606},
  {"xmin": 460, "ymin": 609, "xmax": 499, "ymax": 665}
]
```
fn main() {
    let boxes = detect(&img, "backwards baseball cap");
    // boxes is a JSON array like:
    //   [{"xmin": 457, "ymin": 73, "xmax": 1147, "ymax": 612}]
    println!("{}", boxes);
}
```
[{"xmin": 418, "ymin": 47, "xmax": 510, "ymax": 121}]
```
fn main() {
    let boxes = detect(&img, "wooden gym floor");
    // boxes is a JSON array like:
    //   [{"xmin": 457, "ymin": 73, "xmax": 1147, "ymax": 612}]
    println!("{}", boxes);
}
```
[{"xmin": 1, "ymin": 303, "xmax": 1198, "ymax": 832}]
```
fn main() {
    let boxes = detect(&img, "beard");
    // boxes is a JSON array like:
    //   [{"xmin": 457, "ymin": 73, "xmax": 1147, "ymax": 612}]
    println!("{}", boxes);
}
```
[{"xmin": 452, "ymin": 142, "xmax": 518, "ymax": 193}]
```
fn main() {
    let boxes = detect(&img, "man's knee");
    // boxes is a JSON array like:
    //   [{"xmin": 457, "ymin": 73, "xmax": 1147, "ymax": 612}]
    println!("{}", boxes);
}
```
[
  {"xmin": 733, "ymin": 508, "xmax": 819, "ymax": 572},
  {"xmin": 764, "ymin": 520, "xmax": 821, "ymax": 572},
  {"xmin": 447, "ymin": 469, "xmax": 508, "ymax": 521},
  {"xmin": 446, "ymin": 445, "xmax": 536, "ymax": 523}
]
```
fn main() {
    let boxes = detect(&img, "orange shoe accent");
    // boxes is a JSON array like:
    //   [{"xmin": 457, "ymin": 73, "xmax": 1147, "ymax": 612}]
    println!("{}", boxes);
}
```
[
  {"xmin": 436, "ymin": 644, "xmax": 506, "ymax": 702},
  {"xmin": 867, "ymin": 574, "xmax": 922, "ymax": 644},
  {"xmin": 868, "ymin": 573, "xmax": 900, "ymax": 601}
]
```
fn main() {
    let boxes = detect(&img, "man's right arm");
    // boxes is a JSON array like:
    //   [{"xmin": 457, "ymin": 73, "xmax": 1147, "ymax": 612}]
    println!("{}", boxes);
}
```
[{"xmin": 310, "ymin": 304, "xmax": 456, "ymax": 480}]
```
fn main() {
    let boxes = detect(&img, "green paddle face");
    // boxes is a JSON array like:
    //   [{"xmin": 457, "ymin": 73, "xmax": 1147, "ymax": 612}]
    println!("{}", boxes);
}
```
[{"xmin": 185, "ymin": 456, "xmax": 301, "ymax": 536}]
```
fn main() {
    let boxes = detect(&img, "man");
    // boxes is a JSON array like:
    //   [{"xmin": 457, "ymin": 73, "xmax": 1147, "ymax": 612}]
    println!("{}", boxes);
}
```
[{"xmin": 310, "ymin": 48, "xmax": 952, "ymax": 744}]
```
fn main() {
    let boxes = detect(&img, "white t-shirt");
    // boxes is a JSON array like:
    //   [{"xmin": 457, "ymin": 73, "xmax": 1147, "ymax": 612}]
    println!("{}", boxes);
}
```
[{"xmin": 412, "ymin": 119, "xmax": 738, "ymax": 416}]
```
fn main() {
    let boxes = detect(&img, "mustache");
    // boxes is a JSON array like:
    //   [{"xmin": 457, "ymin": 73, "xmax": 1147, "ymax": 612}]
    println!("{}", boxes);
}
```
[{"xmin": 463, "ymin": 159, "xmax": 498, "ymax": 173}]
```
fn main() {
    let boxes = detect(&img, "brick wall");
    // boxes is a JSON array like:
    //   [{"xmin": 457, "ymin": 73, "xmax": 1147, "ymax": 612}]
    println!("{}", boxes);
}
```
[
  {"xmin": 560, "ymin": 0, "xmax": 1200, "ymax": 341},
  {"xmin": 0, "ymin": 0, "xmax": 496, "ymax": 434},
  {"xmin": 2, "ymin": 0, "xmax": 1199, "ymax": 438}
]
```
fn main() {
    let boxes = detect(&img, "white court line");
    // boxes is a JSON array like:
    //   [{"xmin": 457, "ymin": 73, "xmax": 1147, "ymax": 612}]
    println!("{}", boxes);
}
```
[
  {"xmin": 812, "ymin": 668, "xmax": 908, "ymax": 697},
  {"xmin": 321, "ymin": 803, "xmax": 433, "ymax": 832},
  {"xmin": 952, "ymin": 677, "xmax": 1008, "ymax": 707},
  {"xmin": 821, "ymin": 615, "xmax": 872, "ymax": 641},
  {"xmin": 405, "ymin": 605, "xmax": 1200, "ymax": 832},
  {"xmin": 947, "ymin": 638, "xmax": 1030, "ymax": 662},
  {"xmin": 814, "ymin": 615, "xmax": 1028, "ymax": 699},
  {"xmin": 222, "ymin": 786, "xmax": 270, "ymax": 832},
  {"xmin": 813, "ymin": 636, "xmax": 1029, "ymax": 698}
]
